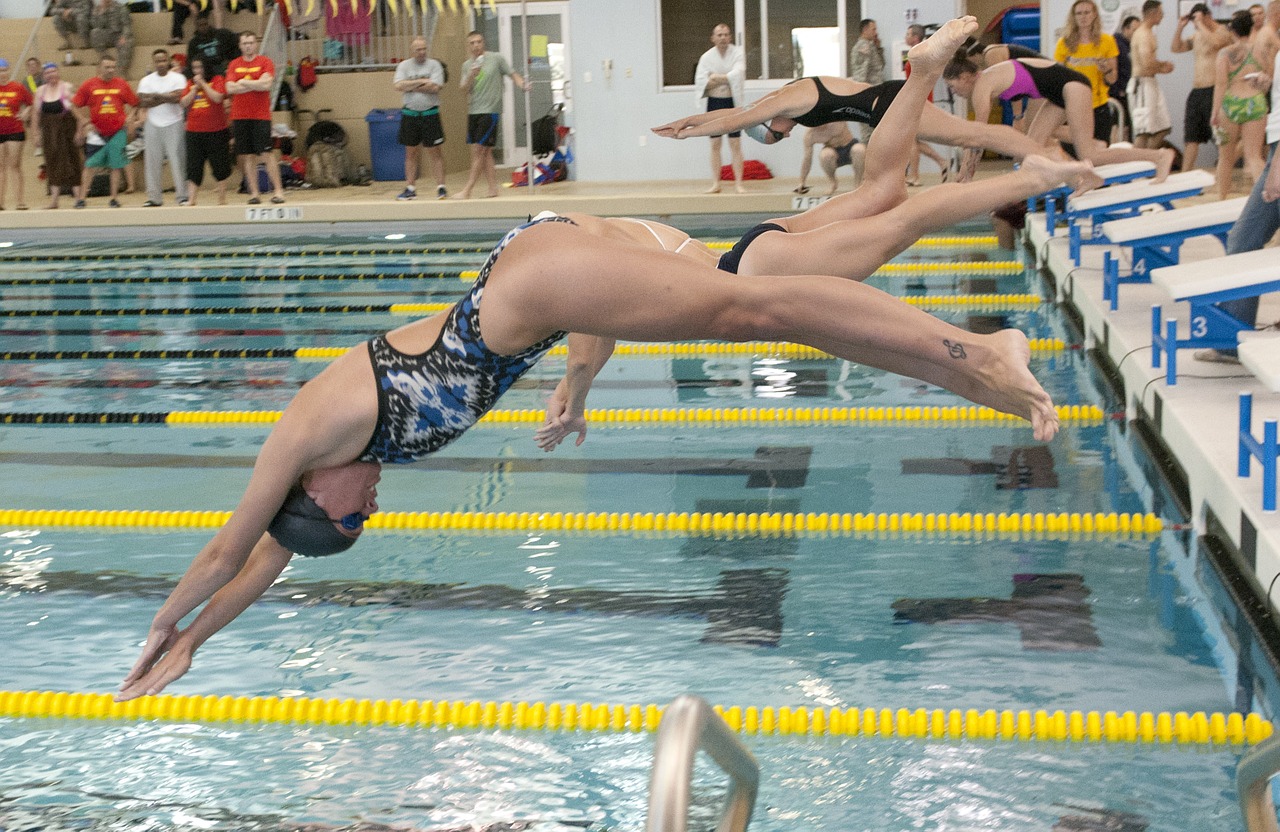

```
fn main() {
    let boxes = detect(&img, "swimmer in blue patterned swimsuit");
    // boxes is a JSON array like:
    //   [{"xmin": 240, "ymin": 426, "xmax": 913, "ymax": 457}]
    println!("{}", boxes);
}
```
[{"xmin": 119, "ymin": 17, "xmax": 1065, "ymax": 701}]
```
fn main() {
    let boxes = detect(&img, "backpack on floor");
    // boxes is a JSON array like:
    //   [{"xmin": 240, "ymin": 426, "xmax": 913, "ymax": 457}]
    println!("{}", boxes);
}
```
[{"xmin": 306, "ymin": 141, "xmax": 348, "ymax": 188}]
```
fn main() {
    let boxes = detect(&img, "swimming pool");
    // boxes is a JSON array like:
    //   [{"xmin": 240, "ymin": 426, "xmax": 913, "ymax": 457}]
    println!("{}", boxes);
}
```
[{"xmin": 0, "ymin": 220, "xmax": 1272, "ymax": 831}]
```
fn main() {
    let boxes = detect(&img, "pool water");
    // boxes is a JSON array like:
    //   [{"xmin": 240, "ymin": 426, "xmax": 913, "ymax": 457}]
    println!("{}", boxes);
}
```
[{"xmin": 0, "ymin": 222, "xmax": 1269, "ymax": 831}]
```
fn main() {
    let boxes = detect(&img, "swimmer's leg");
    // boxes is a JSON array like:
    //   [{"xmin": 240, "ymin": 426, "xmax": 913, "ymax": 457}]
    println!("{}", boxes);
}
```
[
  {"xmin": 744, "ymin": 155, "xmax": 1100, "ymax": 280},
  {"xmin": 480, "ymin": 222, "xmax": 1058, "ymax": 440},
  {"xmin": 784, "ymin": 16, "xmax": 979, "ymax": 232}
]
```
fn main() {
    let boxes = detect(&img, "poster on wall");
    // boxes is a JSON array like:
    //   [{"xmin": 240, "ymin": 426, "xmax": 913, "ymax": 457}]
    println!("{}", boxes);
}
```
[{"xmin": 1098, "ymin": 0, "xmax": 1143, "ymax": 33}]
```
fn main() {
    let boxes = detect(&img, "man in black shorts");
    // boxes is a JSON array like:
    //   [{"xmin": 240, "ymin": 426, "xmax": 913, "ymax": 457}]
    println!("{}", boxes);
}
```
[
  {"xmin": 457, "ymin": 30, "xmax": 527, "ymax": 199},
  {"xmin": 393, "ymin": 36, "xmax": 447, "ymax": 200}
]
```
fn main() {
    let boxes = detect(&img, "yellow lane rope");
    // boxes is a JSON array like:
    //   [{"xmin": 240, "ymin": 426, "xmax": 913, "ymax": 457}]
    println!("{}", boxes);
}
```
[
  {"xmin": 308, "ymin": 339, "xmax": 1067, "ymax": 357},
  {"xmin": 0, "ymin": 508, "xmax": 1163, "ymax": 536},
  {"xmin": 0, "ymin": 690, "xmax": 1264, "ymax": 747},
  {"xmin": 150, "ymin": 403, "xmax": 1103, "ymax": 428}
]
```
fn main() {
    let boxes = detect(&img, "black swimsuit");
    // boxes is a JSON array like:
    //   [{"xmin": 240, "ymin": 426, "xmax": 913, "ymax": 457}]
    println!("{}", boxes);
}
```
[
  {"xmin": 1009, "ymin": 60, "xmax": 1089, "ymax": 110},
  {"xmin": 791, "ymin": 77, "xmax": 905, "ymax": 129},
  {"xmin": 717, "ymin": 222, "xmax": 786, "ymax": 274}
]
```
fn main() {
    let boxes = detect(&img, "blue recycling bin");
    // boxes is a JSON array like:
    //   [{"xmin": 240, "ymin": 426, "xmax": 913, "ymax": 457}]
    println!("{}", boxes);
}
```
[{"xmin": 366, "ymin": 109, "xmax": 405, "ymax": 182}]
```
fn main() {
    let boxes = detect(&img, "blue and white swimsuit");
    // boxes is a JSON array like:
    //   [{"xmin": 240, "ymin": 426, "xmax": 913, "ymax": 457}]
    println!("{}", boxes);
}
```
[{"xmin": 358, "ymin": 214, "xmax": 575, "ymax": 464}]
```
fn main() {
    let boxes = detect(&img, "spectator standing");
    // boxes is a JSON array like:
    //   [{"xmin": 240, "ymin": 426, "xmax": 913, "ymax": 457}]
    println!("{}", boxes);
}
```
[
  {"xmin": 0, "ymin": 59, "xmax": 33, "ymax": 210},
  {"xmin": 1172, "ymin": 3, "xmax": 1233, "ymax": 170},
  {"xmin": 53, "ymin": 0, "xmax": 91, "ymax": 52},
  {"xmin": 1249, "ymin": 1, "xmax": 1280, "ymax": 69},
  {"xmin": 1212, "ymin": 11, "xmax": 1270, "ymax": 199},
  {"xmin": 1198, "ymin": 45, "xmax": 1280, "ymax": 363},
  {"xmin": 137, "ymin": 48, "xmax": 187, "ymax": 206},
  {"xmin": 88, "ymin": 0, "xmax": 133, "ymax": 78},
  {"xmin": 30, "ymin": 61, "xmax": 83, "ymax": 208},
  {"xmin": 188, "ymin": 14, "xmax": 238, "ymax": 80},
  {"xmin": 226, "ymin": 31, "xmax": 284, "ymax": 204},
  {"xmin": 457, "ymin": 30, "xmax": 527, "ymax": 200},
  {"xmin": 393, "ymin": 36, "xmax": 447, "ymax": 201},
  {"xmin": 180, "ymin": 56, "xmax": 231, "ymax": 205},
  {"xmin": 849, "ymin": 18, "xmax": 884, "ymax": 143},
  {"xmin": 795, "ymin": 122, "xmax": 863, "ymax": 195},
  {"xmin": 72, "ymin": 55, "xmax": 137, "ymax": 207},
  {"xmin": 23, "ymin": 57, "xmax": 41, "ymax": 94},
  {"xmin": 1128, "ymin": 0, "xmax": 1174, "ymax": 149},
  {"xmin": 693, "ymin": 22, "xmax": 745, "ymax": 194},
  {"xmin": 1111, "ymin": 15, "xmax": 1140, "ymax": 142},
  {"xmin": 1054, "ymin": 0, "xmax": 1119, "ymax": 144}
]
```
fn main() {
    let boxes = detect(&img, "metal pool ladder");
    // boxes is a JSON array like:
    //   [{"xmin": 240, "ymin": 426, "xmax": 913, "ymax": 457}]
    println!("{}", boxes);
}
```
[
  {"xmin": 647, "ymin": 694, "xmax": 759, "ymax": 832},
  {"xmin": 1239, "ymin": 733, "xmax": 1280, "ymax": 831}
]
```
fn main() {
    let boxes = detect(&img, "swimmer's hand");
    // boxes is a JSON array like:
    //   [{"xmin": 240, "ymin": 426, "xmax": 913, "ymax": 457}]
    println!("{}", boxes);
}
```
[
  {"xmin": 117, "ymin": 622, "xmax": 191, "ymax": 701},
  {"xmin": 535, "ymin": 394, "xmax": 587, "ymax": 451},
  {"xmin": 651, "ymin": 117, "xmax": 694, "ymax": 139}
]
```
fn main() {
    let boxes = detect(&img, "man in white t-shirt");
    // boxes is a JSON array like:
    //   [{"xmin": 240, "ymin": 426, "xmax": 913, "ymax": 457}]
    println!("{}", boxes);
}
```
[{"xmin": 137, "ymin": 48, "xmax": 188, "ymax": 206}]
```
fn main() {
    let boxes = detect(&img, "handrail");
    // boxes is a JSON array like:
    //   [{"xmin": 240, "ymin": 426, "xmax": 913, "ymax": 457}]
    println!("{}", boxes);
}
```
[
  {"xmin": 1238, "ymin": 733, "xmax": 1280, "ymax": 832},
  {"xmin": 647, "ymin": 694, "xmax": 759, "ymax": 832}
]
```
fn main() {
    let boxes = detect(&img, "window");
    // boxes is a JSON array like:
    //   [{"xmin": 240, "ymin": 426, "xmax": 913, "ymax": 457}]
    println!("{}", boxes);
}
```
[{"xmin": 660, "ymin": 0, "xmax": 857, "ymax": 87}]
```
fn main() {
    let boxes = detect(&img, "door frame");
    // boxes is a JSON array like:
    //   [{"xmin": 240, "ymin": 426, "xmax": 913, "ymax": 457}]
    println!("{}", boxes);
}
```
[{"xmin": 496, "ymin": 1, "xmax": 571, "ymax": 162}]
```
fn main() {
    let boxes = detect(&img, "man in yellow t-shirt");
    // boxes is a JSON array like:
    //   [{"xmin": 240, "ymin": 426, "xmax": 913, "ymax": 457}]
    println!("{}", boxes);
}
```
[{"xmin": 1055, "ymin": 1, "xmax": 1120, "ymax": 144}]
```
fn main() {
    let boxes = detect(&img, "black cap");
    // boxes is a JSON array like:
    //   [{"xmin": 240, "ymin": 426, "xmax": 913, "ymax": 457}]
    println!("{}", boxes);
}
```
[{"xmin": 267, "ymin": 484, "xmax": 358, "ymax": 557}]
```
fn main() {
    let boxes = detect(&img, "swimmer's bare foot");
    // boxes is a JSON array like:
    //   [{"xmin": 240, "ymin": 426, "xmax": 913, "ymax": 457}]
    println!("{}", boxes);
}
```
[
  {"xmin": 483, "ymin": 190, "xmax": 499, "ymax": 198},
  {"xmin": 453, "ymin": 191, "xmax": 473, "ymax": 200},
  {"xmin": 1021, "ymin": 154, "xmax": 1103, "ymax": 197},
  {"xmin": 980, "ymin": 329, "xmax": 1059, "ymax": 441},
  {"xmin": 908, "ymin": 16, "xmax": 979, "ymax": 76},
  {"xmin": 734, "ymin": 182, "xmax": 745, "ymax": 194},
  {"xmin": 706, "ymin": 183, "xmax": 722, "ymax": 194},
  {"xmin": 1153, "ymin": 148, "xmax": 1175, "ymax": 183}
]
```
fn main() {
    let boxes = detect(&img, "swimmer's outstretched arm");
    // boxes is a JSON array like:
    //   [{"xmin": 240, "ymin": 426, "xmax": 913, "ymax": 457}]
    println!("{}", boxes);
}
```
[
  {"xmin": 535, "ymin": 333, "xmax": 615, "ymax": 451},
  {"xmin": 117, "ymin": 351, "xmax": 380, "ymax": 700}
]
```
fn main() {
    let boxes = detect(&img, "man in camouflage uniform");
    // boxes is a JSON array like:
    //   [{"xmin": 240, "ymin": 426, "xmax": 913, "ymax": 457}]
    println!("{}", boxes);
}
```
[
  {"xmin": 88, "ymin": 0, "xmax": 133, "ymax": 76},
  {"xmin": 52, "ymin": 0, "xmax": 91, "ymax": 51}
]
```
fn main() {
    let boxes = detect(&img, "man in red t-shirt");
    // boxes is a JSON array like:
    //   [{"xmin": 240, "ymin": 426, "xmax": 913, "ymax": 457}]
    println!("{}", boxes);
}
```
[
  {"xmin": 225, "ymin": 31, "xmax": 284, "ymax": 204},
  {"xmin": 72, "ymin": 55, "xmax": 138, "ymax": 208},
  {"xmin": 180, "ymin": 56, "xmax": 232, "ymax": 205},
  {"xmin": 0, "ymin": 58, "xmax": 34, "ymax": 210}
]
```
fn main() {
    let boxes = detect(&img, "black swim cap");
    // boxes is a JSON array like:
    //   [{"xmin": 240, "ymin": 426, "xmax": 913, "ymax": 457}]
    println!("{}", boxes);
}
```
[{"xmin": 267, "ymin": 484, "xmax": 358, "ymax": 557}]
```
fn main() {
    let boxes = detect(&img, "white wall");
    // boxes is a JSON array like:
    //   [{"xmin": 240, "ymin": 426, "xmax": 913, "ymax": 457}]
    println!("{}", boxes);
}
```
[{"xmin": 0, "ymin": 0, "xmax": 45, "ymax": 17}]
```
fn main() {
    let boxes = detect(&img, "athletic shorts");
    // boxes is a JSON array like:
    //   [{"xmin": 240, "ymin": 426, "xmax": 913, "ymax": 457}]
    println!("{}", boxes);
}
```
[
  {"xmin": 0, "ymin": 131, "xmax": 25, "ymax": 143},
  {"xmin": 1092, "ymin": 102, "xmax": 1114, "ymax": 143},
  {"xmin": 399, "ymin": 111, "xmax": 445, "ymax": 147},
  {"xmin": 706, "ymin": 96, "xmax": 740, "ymax": 138},
  {"xmin": 1185, "ymin": 86, "xmax": 1215, "ymax": 144},
  {"xmin": 232, "ymin": 118, "xmax": 273, "ymax": 155},
  {"xmin": 84, "ymin": 129, "xmax": 128, "ymax": 169},
  {"xmin": 466, "ymin": 113, "xmax": 499, "ymax": 147},
  {"xmin": 186, "ymin": 128, "xmax": 233, "ymax": 185},
  {"xmin": 834, "ymin": 138, "xmax": 859, "ymax": 168}
]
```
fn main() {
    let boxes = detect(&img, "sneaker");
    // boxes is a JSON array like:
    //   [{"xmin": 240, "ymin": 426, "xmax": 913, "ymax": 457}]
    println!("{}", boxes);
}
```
[
  {"xmin": 73, "ymin": 199, "xmax": 86, "ymax": 209},
  {"xmin": 436, "ymin": 185, "xmax": 447, "ymax": 199},
  {"xmin": 396, "ymin": 187, "xmax": 417, "ymax": 201},
  {"xmin": 108, "ymin": 198, "xmax": 121, "ymax": 208},
  {"xmin": 141, "ymin": 200, "xmax": 161, "ymax": 207},
  {"xmin": 1193, "ymin": 349, "xmax": 1241, "ymax": 365},
  {"xmin": 247, "ymin": 197, "xmax": 261, "ymax": 205},
  {"xmin": 177, "ymin": 198, "xmax": 189, "ymax": 206}
]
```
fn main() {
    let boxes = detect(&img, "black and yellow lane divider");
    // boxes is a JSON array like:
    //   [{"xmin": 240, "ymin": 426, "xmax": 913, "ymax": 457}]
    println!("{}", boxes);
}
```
[
  {"xmin": 0, "ymin": 337, "xmax": 1071, "ymax": 362},
  {"xmin": 0, "ymin": 506, "xmax": 1161, "ymax": 536},
  {"xmin": 0, "ymin": 234, "xmax": 1001, "ymax": 264},
  {"xmin": 0, "ymin": 403, "xmax": 1106, "ymax": 428},
  {"xmin": 0, "ymin": 270, "xmax": 467, "ymax": 287},
  {"xmin": 0, "ymin": 689, "xmax": 1264, "ymax": 747},
  {"xmin": 0, "ymin": 261, "xmax": 1024, "ymax": 289}
]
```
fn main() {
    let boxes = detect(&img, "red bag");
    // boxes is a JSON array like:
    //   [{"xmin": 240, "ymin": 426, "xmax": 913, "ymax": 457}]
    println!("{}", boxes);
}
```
[
  {"xmin": 720, "ymin": 159, "xmax": 773, "ymax": 181},
  {"xmin": 297, "ymin": 57, "xmax": 318, "ymax": 92},
  {"xmin": 511, "ymin": 162, "xmax": 554, "ymax": 186}
]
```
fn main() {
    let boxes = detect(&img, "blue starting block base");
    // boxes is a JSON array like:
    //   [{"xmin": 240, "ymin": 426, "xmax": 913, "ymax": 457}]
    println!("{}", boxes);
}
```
[
  {"xmin": 1067, "ymin": 196, "xmax": 1193, "ymax": 266},
  {"xmin": 1239, "ymin": 392, "xmax": 1279, "ymax": 512},
  {"xmin": 1149, "ymin": 284, "xmax": 1280, "ymax": 386},
  {"xmin": 1034, "ymin": 164, "xmax": 1156, "ymax": 225},
  {"xmin": 1101, "ymin": 225, "xmax": 1233, "ymax": 310}
]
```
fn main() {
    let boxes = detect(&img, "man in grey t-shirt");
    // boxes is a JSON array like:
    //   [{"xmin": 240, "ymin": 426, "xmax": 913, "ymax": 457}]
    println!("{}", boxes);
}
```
[
  {"xmin": 457, "ymin": 30, "xmax": 527, "ymax": 199},
  {"xmin": 394, "ymin": 36, "xmax": 447, "ymax": 200}
]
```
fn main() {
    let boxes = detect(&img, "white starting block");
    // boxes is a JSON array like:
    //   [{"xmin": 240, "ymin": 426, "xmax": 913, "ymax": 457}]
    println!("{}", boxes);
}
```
[
  {"xmin": 1149, "ymin": 247, "xmax": 1280, "ymax": 384},
  {"xmin": 1098, "ymin": 197, "xmax": 1247, "ymax": 309},
  {"xmin": 1239, "ymin": 336, "xmax": 1280, "ymax": 511},
  {"xmin": 1035, "ymin": 161, "xmax": 1156, "ymax": 226},
  {"xmin": 1063, "ymin": 170, "xmax": 1217, "ymax": 265}
]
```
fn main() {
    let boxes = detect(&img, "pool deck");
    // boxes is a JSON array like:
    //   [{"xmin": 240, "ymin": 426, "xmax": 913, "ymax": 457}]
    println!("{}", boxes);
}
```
[{"xmin": 1028, "ymin": 205, "xmax": 1280, "ymax": 615}]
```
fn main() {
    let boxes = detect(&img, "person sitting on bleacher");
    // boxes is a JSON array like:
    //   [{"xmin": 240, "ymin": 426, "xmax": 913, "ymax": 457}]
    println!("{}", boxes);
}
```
[
  {"xmin": 1197, "ymin": 44, "xmax": 1280, "ymax": 363},
  {"xmin": 88, "ymin": 0, "xmax": 133, "ymax": 78}
]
